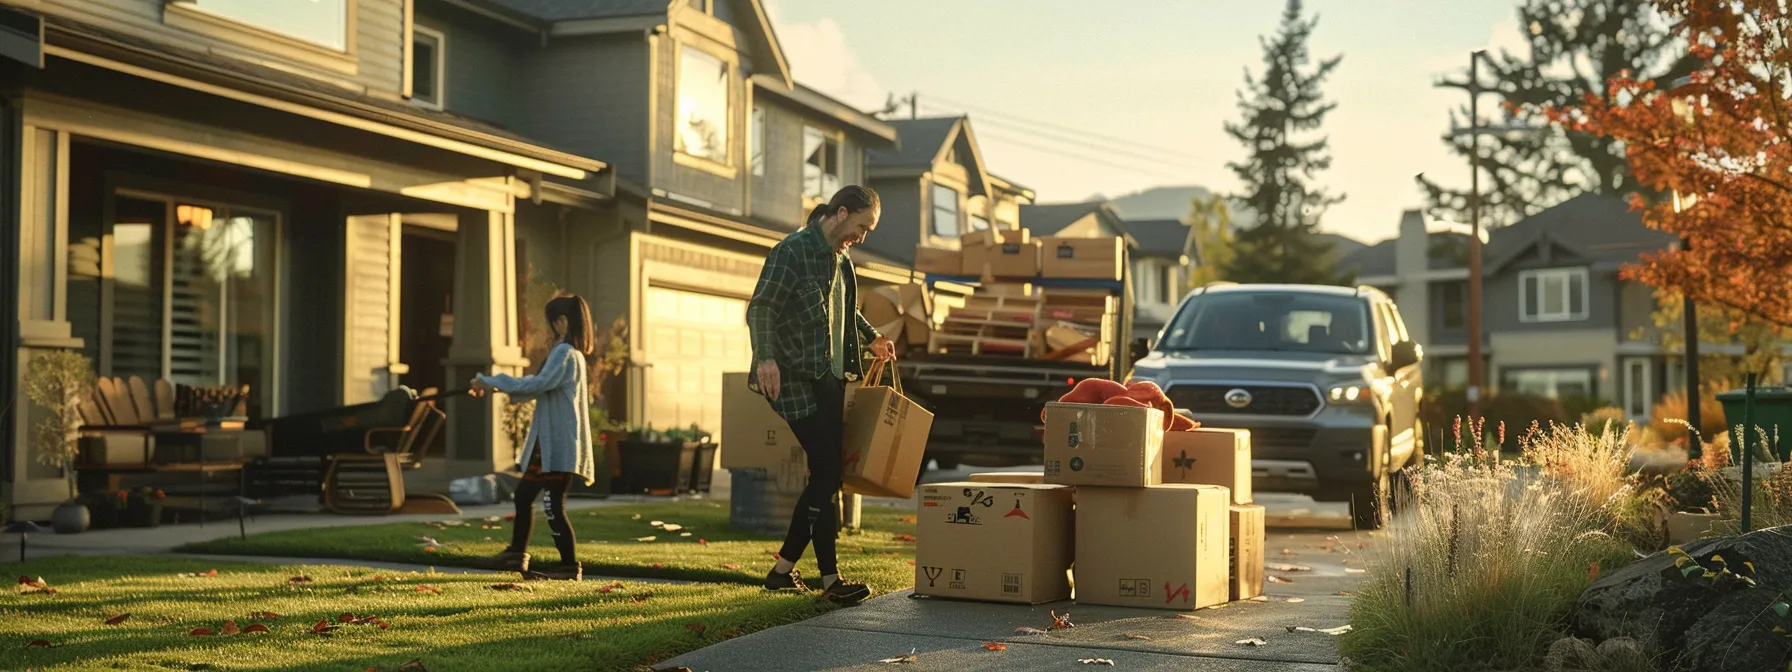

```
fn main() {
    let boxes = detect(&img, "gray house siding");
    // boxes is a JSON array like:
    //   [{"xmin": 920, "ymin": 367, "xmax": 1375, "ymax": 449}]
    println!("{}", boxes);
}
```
[
  {"xmin": 415, "ymin": 2, "xmax": 528, "ymax": 130},
  {"xmin": 355, "ymin": 0, "xmax": 407, "ymax": 94},
  {"xmin": 651, "ymin": 33, "xmax": 746, "ymax": 213},
  {"xmin": 1483, "ymin": 265, "xmax": 1623, "ymax": 334},
  {"xmin": 518, "ymin": 34, "xmax": 653, "ymax": 183},
  {"xmin": 861, "ymin": 177, "xmax": 922, "ymax": 265},
  {"xmin": 750, "ymin": 100, "xmax": 805, "ymax": 228}
]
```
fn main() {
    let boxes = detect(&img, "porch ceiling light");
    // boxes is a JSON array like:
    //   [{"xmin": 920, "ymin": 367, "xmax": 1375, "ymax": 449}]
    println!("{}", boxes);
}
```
[{"xmin": 176, "ymin": 204, "xmax": 215, "ymax": 230}]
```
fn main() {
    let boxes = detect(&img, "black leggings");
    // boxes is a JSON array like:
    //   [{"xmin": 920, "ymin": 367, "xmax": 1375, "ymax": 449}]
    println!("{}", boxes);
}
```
[
  {"xmin": 778, "ymin": 375, "xmax": 846, "ymax": 576},
  {"xmin": 508, "ymin": 448, "xmax": 577, "ymax": 564}
]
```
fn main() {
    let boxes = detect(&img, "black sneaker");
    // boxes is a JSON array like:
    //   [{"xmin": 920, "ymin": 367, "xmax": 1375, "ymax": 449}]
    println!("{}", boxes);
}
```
[
  {"xmin": 764, "ymin": 569, "xmax": 808, "ymax": 592},
  {"xmin": 466, "ymin": 550, "xmax": 530, "ymax": 572},
  {"xmin": 820, "ymin": 578, "xmax": 871, "ymax": 605},
  {"xmin": 523, "ymin": 561, "xmax": 581, "ymax": 581}
]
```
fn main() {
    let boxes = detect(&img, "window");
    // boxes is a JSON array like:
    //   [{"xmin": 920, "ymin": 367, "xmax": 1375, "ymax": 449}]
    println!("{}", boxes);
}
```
[
  {"xmin": 1160, "ymin": 291, "xmax": 1373, "ymax": 355},
  {"xmin": 1501, "ymin": 367, "xmax": 1595, "ymax": 400},
  {"xmin": 70, "ymin": 193, "xmax": 280, "ymax": 419},
  {"xmin": 1438, "ymin": 281, "xmax": 1465, "ymax": 330},
  {"xmin": 1624, "ymin": 358, "xmax": 1653, "ymax": 419},
  {"xmin": 1520, "ymin": 268, "xmax": 1589, "ymax": 322},
  {"xmin": 411, "ymin": 26, "xmax": 445, "ymax": 110},
  {"xmin": 802, "ymin": 126, "xmax": 840, "ymax": 199},
  {"xmin": 750, "ymin": 106, "xmax": 766, "ymax": 177},
  {"xmin": 969, "ymin": 214, "xmax": 990, "ymax": 231},
  {"xmin": 180, "ymin": 0, "xmax": 350, "ymax": 51},
  {"xmin": 675, "ymin": 46, "xmax": 731, "ymax": 166},
  {"xmin": 930, "ymin": 183, "xmax": 960, "ymax": 238},
  {"xmin": 1158, "ymin": 265, "xmax": 1175, "ymax": 305}
]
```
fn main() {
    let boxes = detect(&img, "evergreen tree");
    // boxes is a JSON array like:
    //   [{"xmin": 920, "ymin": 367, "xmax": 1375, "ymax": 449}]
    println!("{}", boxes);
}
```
[
  {"xmin": 1185, "ymin": 194, "xmax": 1234, "ymax": 287},
  {"xmin": 1420, "ymin": 0, "xmax": 1697, "ymax": 229},
  {"xmin": 1222, "ymin": 0, "xmax": 1350, "ymax": 285}
]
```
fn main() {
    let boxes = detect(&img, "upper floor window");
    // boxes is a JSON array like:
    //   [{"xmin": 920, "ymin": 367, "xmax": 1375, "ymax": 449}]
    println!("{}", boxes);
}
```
[
  {"xmin": 968, "ymin": 214, "xmax": 990, "ymax": 232},
  {"xmin": 750, "ymin": 106, "xmax": 766, "ymax": 177},
  {"xmin": 178, "ymin": 0, "xmax": 350, "ymax": 51},
  {"xmin": 1438, "ymin": 281, "xmax": 1465, "ymax": 330},
  {"xmin": 676, "ymin": 46, "xmax": 731, "ymax": 166},
  {"xmin": 967, "ymin": 195, "xmax": 989, "ymax": 232},
  {"xmin": 411, "ymin": 26, "xmax": 445, "ymax": 110},
  {"xmin": 1519, "ymin": 267, "xmax": 1588, "ymax": 323},
  {"xmin": 803, "ymin": 126, "xmax": 840, "ymax": 199},
  {"xmin": 931, "ymin": 183, "xmax": 960, "ymax": 238}
]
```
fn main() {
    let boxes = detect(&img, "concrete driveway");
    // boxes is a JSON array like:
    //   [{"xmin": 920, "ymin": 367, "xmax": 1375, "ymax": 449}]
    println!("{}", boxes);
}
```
[{"xmin": 660, "ymin": 465, "xmax": 1372, "ymax": 671}]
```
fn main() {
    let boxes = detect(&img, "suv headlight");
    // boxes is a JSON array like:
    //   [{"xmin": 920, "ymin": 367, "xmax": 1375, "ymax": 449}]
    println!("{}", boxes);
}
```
[{"xmin": 1327, "ymin": 384, "xmax": 1369, "ymax": 404}]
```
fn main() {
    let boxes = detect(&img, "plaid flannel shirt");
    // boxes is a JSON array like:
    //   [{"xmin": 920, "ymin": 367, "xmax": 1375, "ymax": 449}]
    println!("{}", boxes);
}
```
[{"xmin": 746, "ymin": 225, "xmax": 880, "ymax": 421}]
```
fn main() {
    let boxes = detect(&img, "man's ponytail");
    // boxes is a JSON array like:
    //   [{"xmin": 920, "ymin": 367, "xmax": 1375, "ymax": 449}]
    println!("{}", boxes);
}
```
[{"xmin": 805, "ymin": 185, "xmax": 881, "ymax": 227}]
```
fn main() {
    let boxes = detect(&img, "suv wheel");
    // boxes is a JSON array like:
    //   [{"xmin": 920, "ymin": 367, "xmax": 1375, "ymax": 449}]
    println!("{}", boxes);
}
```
[{"xmin": 1349, "ymin": 425, "xmax": 1392, "ymax": 530}]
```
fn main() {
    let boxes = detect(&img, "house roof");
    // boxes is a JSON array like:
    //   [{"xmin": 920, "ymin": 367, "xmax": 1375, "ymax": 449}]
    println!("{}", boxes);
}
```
[
  {"xmin": 750, "ymin": 75, "xmax": 896, "ymax": 143},
  {"xmin": 1338, "ymin": 239, "xmax": 1395, "ymax": 277},
  {"xmin": 1126, "ymin": 218, "xmax": 1192, "ymax": 259},
  {"xmin": 1486, "ymin": 193, "xmax": 1676, "ymax": 271},
  {"xmin": 44, "ymin": 13, "xmax": 607, "ymax": 178},
  {"xmin": 1020, "ymin": 202, "xmax": 1105, "ymax": 236},
  {"xmin": 869, "ymin": 117, "xmax": 963, "ymax": 168},
  {"xmin": 989, "ymin": 173, "xmax": 1034, "ymax": 201},
  {"xmin": 484, "ymin": 0, "xmax": 669, "ymax": 21}
]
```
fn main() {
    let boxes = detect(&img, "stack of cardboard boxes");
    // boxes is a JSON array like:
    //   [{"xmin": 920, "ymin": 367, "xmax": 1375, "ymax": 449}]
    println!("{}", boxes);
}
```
[
  {"xmin": 915, "ymin": 400, "xmax": 1265, "ymax": 609},
  {"xmin": 914, "ymin": 230, "xmax": 1124, "ymax": 284}
]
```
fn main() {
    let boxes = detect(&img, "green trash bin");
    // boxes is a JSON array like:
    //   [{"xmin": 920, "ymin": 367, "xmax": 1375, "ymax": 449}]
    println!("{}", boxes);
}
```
[{"xmin": 1716, "ymin": 386, "xmax": 1792, "ymax": 461}]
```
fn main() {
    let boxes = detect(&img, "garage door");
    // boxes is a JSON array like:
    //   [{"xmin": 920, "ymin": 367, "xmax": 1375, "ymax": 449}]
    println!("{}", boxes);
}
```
[{"xmin": 643, "ymin": 286, "xmax": 751, "ymax": 437}]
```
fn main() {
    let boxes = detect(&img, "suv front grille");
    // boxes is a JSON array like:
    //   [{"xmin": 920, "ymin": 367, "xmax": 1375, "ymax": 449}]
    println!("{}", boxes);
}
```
[
  {"xmin": 1168, "ymin": 384, "xmax": 1322, "ymax": 417},
  {"xmin": 1240, "ymin": 427, "xmax": 1318, "ymax": 449}
]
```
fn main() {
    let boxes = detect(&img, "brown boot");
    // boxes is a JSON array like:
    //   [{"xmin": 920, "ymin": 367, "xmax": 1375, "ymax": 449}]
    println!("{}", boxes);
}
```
[{"xmin": 466, "ymin": 550, "xmax": 530, "ymax": 572}]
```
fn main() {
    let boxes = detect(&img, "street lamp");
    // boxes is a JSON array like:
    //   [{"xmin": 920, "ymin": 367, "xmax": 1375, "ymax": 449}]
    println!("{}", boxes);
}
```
[{"xmin": 1669, "ymin": 82, "xmax": 1703, "ymax": 459}]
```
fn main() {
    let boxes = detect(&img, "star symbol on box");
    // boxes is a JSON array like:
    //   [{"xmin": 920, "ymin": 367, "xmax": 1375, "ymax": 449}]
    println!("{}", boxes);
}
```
[{"xmin": 1172, "ymin": 450, "xmax": 1196, "ymax": 472}]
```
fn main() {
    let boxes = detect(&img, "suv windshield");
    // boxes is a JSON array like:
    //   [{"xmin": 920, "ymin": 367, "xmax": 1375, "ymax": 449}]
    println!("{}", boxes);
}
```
[{"xmin": 1159, "ymin": 291, "xmax": 1375, "ymax": 355}]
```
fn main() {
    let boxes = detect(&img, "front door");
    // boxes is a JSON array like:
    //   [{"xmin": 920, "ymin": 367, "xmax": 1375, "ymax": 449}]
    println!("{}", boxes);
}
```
[{"xmin": 399, "ymin": 227, "xmax": 457, "ymax": 395}]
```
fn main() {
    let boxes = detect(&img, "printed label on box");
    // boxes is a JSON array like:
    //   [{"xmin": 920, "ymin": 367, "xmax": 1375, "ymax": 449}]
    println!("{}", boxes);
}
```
[
  {"xmin": 1118, "ymin": 578, "xmax": 1150, "ymax": 598},
  {"xmin": 1003, "ymin": 573, "xmax": 1023, "ymax": 595},
  {"xmin": 950, "ymin": 568, "xmax": 968, "ymax": 590},
  {"xmin": 921, "ymin": 565, "xmax": 943, "ymax": 588}
]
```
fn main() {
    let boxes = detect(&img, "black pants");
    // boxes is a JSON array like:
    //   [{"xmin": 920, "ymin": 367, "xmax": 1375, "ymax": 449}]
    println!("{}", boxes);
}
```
[
  {"xmin": 778, "ymin": 374, "xmax": 846, "ymax": 576},
  {"xmin": 508, "ymin": 447, "xmax": 577, "ymax": 564}
]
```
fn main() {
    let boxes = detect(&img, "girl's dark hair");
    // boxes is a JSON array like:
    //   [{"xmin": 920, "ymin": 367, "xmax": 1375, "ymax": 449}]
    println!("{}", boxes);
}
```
[
  {"xmin": 806, "ymin": 184, "xmax": 880, "ymax": 226},
  {"xmin": 545, "ymin": 293, "xmax": 596, "ymax": 357}
]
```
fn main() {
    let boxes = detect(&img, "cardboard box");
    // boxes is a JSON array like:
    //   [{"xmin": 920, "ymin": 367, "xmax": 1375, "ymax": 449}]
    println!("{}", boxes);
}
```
[
  {"xmin": 961, "ymin": 228, "xmax": 1030, "ymax": 248},
  {"xmin": 915, "ymin": 245, "xmax": 962, "ymax": 276},
  {"xmin": 982, "ymin": 241, "xmax": 1043, "ymax": 279},
  {"xmin": 1664, "ymin": 510, "xmax": 1721, "ymax": 545},
  {"xmin": 720, "ymin": 372, "xmax": 806, "ymax": 475},
  {"xmin": 1230, "ymin": 504, "xmax": 1266, "ymax": 601},
  {"xmin": 1160, "ymin": 428, "xmax": 1253, "ymax": 504},
  {"xmin": 916, "ymin": 482, "xmax": 1074, "ymax": 604},
  {"xmin": 1040, "ymin": 236, "xmax": 1124, "ymax": 280},
  {"xmin": 1074, "ymin": 484, "xmax": 1230, "ymax": 610},
  {"xmin": 841, "ymin": 383, "xmax": 934, "ymax": 499},
  {"xmin": 968, "ymin": 471, "xmax": 1046, "ymax": 484},
  {"xmin": 1043, "ymin": 402, "xmax": 1164, "ymax": 487}
]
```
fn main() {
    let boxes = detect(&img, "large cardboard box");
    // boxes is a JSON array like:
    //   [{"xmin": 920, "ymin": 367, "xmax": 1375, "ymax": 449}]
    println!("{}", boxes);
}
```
[
  {"xmin": 1043, "ymin": 402, "xmax": 1163, "ymax": 487},
  {"xmin": 1160, "ymin": 428, "xmax": 1253, "ymax": 504},
  {"xmin": 968, "ymin": 240, "xmax": 1042, "ymax": 279},
  {"xmin": 1230, "ymin": 504, "xmax": 1266, "ymax": 601},
  {"xmin": 968, "ymin": 471, "xmax": 1045, "ymax": 485},
  {"xmin": 915, "ymin": 245, "xmax": 962, "ymax": 276},
  {"xmin": 1075, "ymin": 484, "xmax": 1231, "ymax": 610},
  {"xmin": 1040, "ymin": 236, "xmax": 1124, "ymax": 281},
  {"xmin": 720, "ymin": 373, "xmax": 807, "ymax": 478},
  {"xmin": 915, "ymin": 482, "xmax": 1074, "ymax": 604},
  {"xmin": 961, "ymin": 228, "xmax": 1030, "ymax": 248},
  {"xmin": 841, "ymin": 382, "xmax": 934, "ymax": 499}
]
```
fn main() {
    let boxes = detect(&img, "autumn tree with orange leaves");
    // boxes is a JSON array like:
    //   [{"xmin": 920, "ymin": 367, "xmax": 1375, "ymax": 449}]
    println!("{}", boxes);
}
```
[{"xmin": 1549, "ymin": 0, "xmax": 1792, "ymax": 328}]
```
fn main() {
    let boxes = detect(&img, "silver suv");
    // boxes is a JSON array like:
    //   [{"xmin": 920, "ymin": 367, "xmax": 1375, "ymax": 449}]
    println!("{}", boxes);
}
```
[{"xmin": 1129, "ymin": 283, "xmax": 1424, "ymax": 529}]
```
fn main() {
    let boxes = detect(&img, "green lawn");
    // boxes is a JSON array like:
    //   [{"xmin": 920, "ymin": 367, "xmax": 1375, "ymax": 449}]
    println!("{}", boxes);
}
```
[
  {"xmin": 181, "ymin": 501, "xmax": 919, "ymax": 591},
  {"xmin": 1, "ymin": 556, "xmax": 837, "ymax": 671}
]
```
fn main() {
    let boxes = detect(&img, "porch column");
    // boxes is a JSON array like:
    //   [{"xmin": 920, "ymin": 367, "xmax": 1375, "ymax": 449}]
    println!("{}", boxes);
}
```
[{"xmin": 440, "ymin": 208, "xmax": 525, "ymax": 487}]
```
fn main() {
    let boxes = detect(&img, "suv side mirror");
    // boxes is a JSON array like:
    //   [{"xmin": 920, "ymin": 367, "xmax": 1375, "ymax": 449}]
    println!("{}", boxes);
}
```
[
  {"xmin": 1389, "ymin": 340, "xmax": 1422, "ymax": 372},
  {"xmin": 1130, "ymin": 338, "xmax": 1152, "ymax": 362}
]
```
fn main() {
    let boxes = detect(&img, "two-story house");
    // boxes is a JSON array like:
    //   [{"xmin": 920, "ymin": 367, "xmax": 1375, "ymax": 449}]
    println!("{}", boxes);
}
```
[
  {"xmin": 421, "ymin": 0, "xmax": 905, "ymax": 440},
  {"xmin": 0, "ymin": 0, "xmax": 618, "ymax": 516},
  {"xmin": 1120, "ymin": 218, "xmax": 1198, "ymax": 338},
  {"xmin": 1340, "ymin": 194, "xmax": 1766, "ymax": 422},
  {"xmin": 861, "ymin": 115, "xmax": 1035, "ymax": 264}
]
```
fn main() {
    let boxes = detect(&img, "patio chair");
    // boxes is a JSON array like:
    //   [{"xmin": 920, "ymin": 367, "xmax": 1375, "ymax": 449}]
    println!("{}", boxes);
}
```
[
  {"xmin": 321, "ymin": 388, "xmax": 448, "ymax": 515},
  {"xmin": 76, "ymin": 376, "xmax": 177, "ymax": 465}
]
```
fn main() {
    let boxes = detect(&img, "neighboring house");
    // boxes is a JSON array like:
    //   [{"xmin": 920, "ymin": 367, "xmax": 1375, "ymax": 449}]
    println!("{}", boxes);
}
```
[
  {"xmin": 0, "ymin": 0, "xmax": 613, "ymax": 516},
  {"xmin": 1343, "ymin": 194, "xmax": 1775, "ymax": 421},
  {"xmin": 1123, "ymin": 218, "xmax": 1198, "ymax": 337},
  {"xmin": 861, "ymin": 115, "xmax": 1035, "ymax": 264},
  {"xmin": 439, "ymin": 0, "xmax": 905, "ymax": 440}
]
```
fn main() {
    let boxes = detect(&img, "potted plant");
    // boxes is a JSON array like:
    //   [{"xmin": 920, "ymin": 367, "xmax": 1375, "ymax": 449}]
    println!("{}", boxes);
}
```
[
  {"xmin": 615, "ymin": 424, "xmax": 713, "ymax": 496},
  {"xmin": 124, "ymin": 487, "xmax": 165, "ymax": 528},
  {"xmin": 23, "ymin": 349, "xmax": 94, "ymax": 534}
]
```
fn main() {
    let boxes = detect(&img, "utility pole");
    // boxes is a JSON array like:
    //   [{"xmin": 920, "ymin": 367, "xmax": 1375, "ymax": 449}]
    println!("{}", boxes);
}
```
[
  {"xmin": 1466, "ymin": 50, "xmax": 1486, "ymax": 422},
  {"xmin": 910, "ymin": 91, "xmax": 917, "ymax": 119},
  {"xmin": 1682, "ymin": 237, "xmax": 1702, "ymax": 459}
]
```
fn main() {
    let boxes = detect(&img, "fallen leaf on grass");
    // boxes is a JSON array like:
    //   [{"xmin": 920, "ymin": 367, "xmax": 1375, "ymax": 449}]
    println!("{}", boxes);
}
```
[
  {"xmin": 189, "ymin": 628, "xmax": 215, "ymax": 636},
  {"xmin": 661, "ymin": 524, "xmax": 685, "ymax": 532},
  {"xmin": 1236, "ymin": 638, "xmax": 1267, "ymax": 647},
  {"xmin": 488, "ymin": 583, "xmax": 531, "ymax": 591},
  {"xmin": 907, "ymin": 561, "xmax": 916, "ymax": 566},
  {"xmin": 879, "ymin": 648, "xmax": 919, "ymax": 664},
  {"xmin": 898, "ymin": 515, "xmax": 916, "ymax": 524},
  {"xmin": 26, "ymin": 639, "xmax": 54, "ymax": 648},
  {"xmin": 1078, "ymin": 658, "xmax": 1116, "ymax": 666},
  {"xmin": 415, "ymin": 585, "xmax": 443, "ymax": 595},
  {"xmin": 1267, "ymin": 564, "xmax": 1312, "ymax": 572},
  {"xmin": 396, "ymin": 659, "xmax": 429, "ymax": 672},
  {"xmin": 1123, "ymin": 633, "xmax": 1152, "ymax": 640},
  {"xmin": 249, "ymin": 611, "xmax": 281, "ymax": 619},
  {"xmin": 721, "ymin": 563, "xmax": 741, "ymax": 570},
  {"xmin": 892, "ymin": 534, "xmax": 916, "ymax": 542},
  {"xmin": 631, "ymin": 592, "xmax": 654, "ymax": 604},
  {"xmin": 633, "ymin": 536, "xmax": 657, "ymax": 542},
  {"xmin": 105, "ymin": 613, "xmax": 130, "ymax": 625},
  {"xmin": 220, "ymin": 621, "xmax": 240, "ymax": 636},
  {"xmin": 339, "ymin": 613, "xmax": 358, "ymax": 624},
  {"xmin": 652, "ymin": 563, "xmax": 664, "ymax": 569},
  {"xmin": 685, "ymin": 623, "xmax": 707, "ymax": 636},
  {"xmin": 179, "ymin": 569, "xmax": 220, "ymax": 578},
  {"xmin": 680, "ymin": 532, "xmax": 693, "ymax": 537},
  {"xmin": 484, "ymin": 516, "xmax": 501, "ymax": 523},
  {"xmin": 1015, "ymin": 627, "xmax": 1048, "ymax": 636},
  {"xmin": 598, "ymin": 582, "xmax": 625, "ymax": 594},
  {"xmin": 244, "ymin": 624, "xmax": 270, "ymax": 634},
  {"xmin": 982, "ymin": 642, "xmax": 1007, "ymax": 651},
  {"xmin": 1344, "ymin": 568, "xmax": 1367, "ymax": 575},
  {"xmin": 312, "ymin": 620, "xmax": 339, "ymax": 635},
  {"xmin": 699, "ymin": 538, "xmax": 709, "ymax": 547},
  {"xmin": 631, "ymin": 514, "xmax": 642, "ymax": 520},
  {"xmin": 288, "ymin": 576, "xmax": 313, "ymax": 585}
]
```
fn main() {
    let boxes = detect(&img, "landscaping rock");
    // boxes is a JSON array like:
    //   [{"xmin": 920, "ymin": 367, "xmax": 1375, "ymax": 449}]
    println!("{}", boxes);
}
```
[{"xmin": 1572, "ymin": 526, "xmax": 1792, "ymax": 671}]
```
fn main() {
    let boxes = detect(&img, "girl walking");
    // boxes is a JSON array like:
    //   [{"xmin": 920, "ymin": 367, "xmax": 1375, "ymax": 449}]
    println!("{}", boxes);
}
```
[{"xmin": 467, "ymin": 293, "xmax": 598, "ymax": 581}]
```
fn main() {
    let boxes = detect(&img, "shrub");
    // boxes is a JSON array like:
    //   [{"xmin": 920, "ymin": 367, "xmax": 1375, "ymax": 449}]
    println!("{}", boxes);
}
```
[
  {"xmin": 1421, "ymin": 388, "xmax": 1570, "ymax": 451},
  {"xmin": 1649, "ymin": 382, "xmax": 1729, "ymax": 448},
  {"xmin": 1579, "ymin": 407, "xmax": 1628, "ymax": 439},
  {"xmin": 1343, "ymin": 424, "xmax": 1653, "ymax": 672}
]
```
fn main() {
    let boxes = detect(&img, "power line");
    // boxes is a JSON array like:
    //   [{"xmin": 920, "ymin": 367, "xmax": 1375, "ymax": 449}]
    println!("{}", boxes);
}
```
[
  {"xmin": 917, "ymin": 102, "xmax": 1210, "ymax": 173},
  {"xmin": 970, "ymin": 126, "xmax": 1196, "ymax": 184},
  {"xmin": 921, "ymin": 92, "xmax": 1224, "ymax": 165}
]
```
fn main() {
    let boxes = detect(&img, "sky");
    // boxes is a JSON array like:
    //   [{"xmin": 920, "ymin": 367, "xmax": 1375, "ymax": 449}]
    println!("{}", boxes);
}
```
[{"xmin": 763, "ymin": 0, "xmax": 1533, "ymax": 245}]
